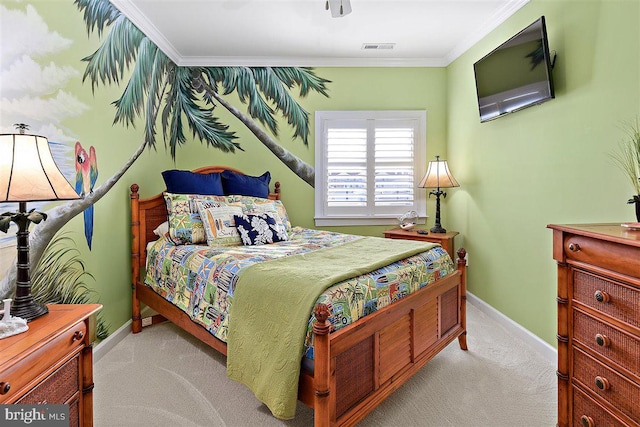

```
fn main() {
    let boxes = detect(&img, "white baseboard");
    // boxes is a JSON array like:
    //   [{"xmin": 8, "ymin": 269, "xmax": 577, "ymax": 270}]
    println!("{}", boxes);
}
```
[
  {"xmin": 93, "ymin": 319, "xmax": 131, "ymax": 363},
  {"xmin": 93, "ymin": 294, "xmax": 558, "ymax": 366},
  {"xmin": 467, "ymin": 292, "xmax": 557, "ymax": 365}
]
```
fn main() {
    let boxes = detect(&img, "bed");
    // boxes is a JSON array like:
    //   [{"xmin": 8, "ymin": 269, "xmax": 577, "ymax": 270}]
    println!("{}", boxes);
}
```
[{"xmin": 130, "ymin": 166, "xmax": 468, "ymax": 427}]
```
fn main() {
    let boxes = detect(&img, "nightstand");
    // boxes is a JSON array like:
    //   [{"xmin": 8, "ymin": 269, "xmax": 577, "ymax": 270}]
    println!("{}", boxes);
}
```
[
  {"xmin": 383, "ymin": 227, "xmax": 458, "ymax": 259},
  {"xmin": 0, "ymin": 304, "xmax": 101, "ymax": 427}
]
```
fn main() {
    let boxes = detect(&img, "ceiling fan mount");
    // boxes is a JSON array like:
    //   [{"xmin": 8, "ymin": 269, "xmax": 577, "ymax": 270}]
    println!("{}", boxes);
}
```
[{"xmin": 325, "ymin": 0, "xmax": 352, "ymax": 17}]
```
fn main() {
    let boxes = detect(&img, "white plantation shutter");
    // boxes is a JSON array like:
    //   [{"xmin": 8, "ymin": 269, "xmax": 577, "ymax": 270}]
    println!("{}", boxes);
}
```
[
  {"xmin": 327, "ymin": 127, "xmax": 367, "ymax": 210},
  {"xmin": 315, "ymin": 111, "xmax": 426, "ymax": 226},
  {"xmin": 374, "ymin": 124, "xmax": 415, "ymax": 210}
]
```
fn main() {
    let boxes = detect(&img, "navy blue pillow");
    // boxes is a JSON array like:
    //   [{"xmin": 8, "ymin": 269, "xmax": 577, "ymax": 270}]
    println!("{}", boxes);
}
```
[
  {"xmin": 221, "ymin": 170, "xmax": 270, "ymax": 198},
  {"xmin": 234, "ymin": 213, "xmax": 288, "ymax": 245},
  {"xmin": 162, "ymin": 170, "xmax": 224, "ymax": 195}
]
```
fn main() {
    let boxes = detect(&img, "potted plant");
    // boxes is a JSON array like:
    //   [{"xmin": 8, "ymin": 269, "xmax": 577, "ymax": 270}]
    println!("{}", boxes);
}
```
[{"xmin": 611, "ymin": 120, "xmax": 640, "ymax": 222}]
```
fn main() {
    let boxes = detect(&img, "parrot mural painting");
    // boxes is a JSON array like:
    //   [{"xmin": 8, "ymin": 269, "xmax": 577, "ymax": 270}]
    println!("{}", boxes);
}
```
[{"xmin": 75, "ymin": 142, "xmax": 98, "ymax": 250}]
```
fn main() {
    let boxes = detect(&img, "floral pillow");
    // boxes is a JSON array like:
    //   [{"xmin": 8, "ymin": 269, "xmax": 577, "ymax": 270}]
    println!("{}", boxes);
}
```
[
  {"xmin": 195, "ymin": 199, "xmax": 244, "ymax": 247},
  {"xmin": 240, "ymin": 197, "xmax": 291, "ymax": 232},
  {"xmin": 234, "ymin": 213, "xmax": 288, "ymax": 245}
]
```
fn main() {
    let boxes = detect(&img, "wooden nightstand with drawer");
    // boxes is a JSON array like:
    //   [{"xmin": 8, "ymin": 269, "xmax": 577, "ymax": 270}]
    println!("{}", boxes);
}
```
[
  {"xmin": 384, "ymin": 227, "xmax": 458, "ymax": 259},
  {"xmin": 548, "ymin": 224, "xmax": 640, "ymax": 427},
  {"xmin": 0, "ymin": 304, "xmax": 102, "ymax": 427}
]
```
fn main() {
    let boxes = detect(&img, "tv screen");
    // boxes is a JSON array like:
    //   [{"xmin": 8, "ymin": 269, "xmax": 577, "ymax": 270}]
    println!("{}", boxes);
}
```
[{"xmin": 474, "ymin": 16, "xmax": 555, "ymax": 122}]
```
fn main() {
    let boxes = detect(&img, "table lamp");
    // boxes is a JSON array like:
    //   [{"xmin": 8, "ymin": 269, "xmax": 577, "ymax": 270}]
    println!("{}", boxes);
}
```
[
  {"xmin": 418, "ymin": 155, "xmax": 459, "ymax": 234},
  {"xmin": 0, "ymin": 124, "xmax": 79, "ymax": 321}
]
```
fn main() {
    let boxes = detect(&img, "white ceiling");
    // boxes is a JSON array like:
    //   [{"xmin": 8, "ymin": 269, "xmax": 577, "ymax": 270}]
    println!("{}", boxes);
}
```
[{"xmin": 110, "ymin": 0, "xmax": 530, "ymax": 67}]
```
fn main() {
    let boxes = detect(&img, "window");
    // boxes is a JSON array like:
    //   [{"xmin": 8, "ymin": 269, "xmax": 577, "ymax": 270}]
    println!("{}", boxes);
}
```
[{"xmin": 315, "ymin": 111, "xmax": 427, "ymax": 226}]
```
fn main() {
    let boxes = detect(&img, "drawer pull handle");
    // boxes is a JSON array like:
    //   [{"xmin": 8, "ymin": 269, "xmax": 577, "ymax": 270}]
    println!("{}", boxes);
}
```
[
  {"xmin": 72, "ymin": 330, "xmax": 84, "ymax": 341},
  {"xmin": 594, "ymin": 290, "xmax": 610, "ymax": 303},
  {"xmin": 568, "ymin": 242, "xmax": 580, "ymax": 252},
  {"xmin": 596, "ymin": 334, "xmax": 611, "ymax": 347},
  {"xmin": 595, "ymin": 333, "xmax": 610, "ymax": 348},
  {"xmin": 595, "ymin": 376, "xmax": 610, "ymax": 391},
  {"xmin": 0, "ymin": 382, "xmax": 10, "ymax": 395},
  {"xmin": 581, "ymin": 415, "xmax": 594, "ymax": 427}
]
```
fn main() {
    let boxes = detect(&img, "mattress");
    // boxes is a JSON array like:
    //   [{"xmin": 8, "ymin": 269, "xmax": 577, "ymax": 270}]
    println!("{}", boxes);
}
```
[{"xmin": 144, "ymin": 226, "xmax": 455, "ymax": 358}]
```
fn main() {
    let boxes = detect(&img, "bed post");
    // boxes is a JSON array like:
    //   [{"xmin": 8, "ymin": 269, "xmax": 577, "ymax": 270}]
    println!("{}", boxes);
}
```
[
  {"xmin": 312, "ymin": 303, "xmax": 331, "ymax": 427},
  {"xmin": 268, "ymin": 181, "xmax": 281, "ymax": 200},
  {"xmin": 130, "ymin": 184, "xmax": 142, "ymax": 334},
  {"xmin": 456, "ymin": 247, "xmax": 468, "ymax": 351}
]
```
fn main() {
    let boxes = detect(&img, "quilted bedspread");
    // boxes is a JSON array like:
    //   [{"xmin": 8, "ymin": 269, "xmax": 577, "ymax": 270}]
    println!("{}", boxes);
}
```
[
  {"xmin": 144, "ymin": 227, "xmax": 455, "ymax": 416},
  {"xmin": 227, "ymin": 236, "xmax": 439, "ymax": 419},
  {"xmin": 145, "ymin": 227, "xmax": 454, "ymax": 348}
]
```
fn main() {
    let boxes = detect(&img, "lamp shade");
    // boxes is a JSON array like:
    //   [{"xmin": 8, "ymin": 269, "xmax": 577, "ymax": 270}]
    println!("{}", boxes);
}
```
[
  {"xmin": 0, "ymin": 133, "xmax": 79, "ymax": 202},
  {"xmin": 418, "ymin": 158, "xmax": 459, "ymax": 189}
]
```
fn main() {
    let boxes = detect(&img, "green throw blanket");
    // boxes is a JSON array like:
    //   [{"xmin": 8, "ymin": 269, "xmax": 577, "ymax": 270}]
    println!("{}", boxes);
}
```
[{"xmin": 227, "ymin": 236, "xmax": 436, "ymax": 420}]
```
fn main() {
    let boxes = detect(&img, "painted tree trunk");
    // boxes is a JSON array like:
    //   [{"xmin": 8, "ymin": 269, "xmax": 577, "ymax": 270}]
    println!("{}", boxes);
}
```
[{"xmin": 198, "ymin": 77, "xmax": 316, "ymax": 187}]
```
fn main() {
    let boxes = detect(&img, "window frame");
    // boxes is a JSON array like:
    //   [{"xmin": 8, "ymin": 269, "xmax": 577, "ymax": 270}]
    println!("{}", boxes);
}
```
[{"xmin": 314, "ymin": 110, "xmax": 427, "ymax": 227}]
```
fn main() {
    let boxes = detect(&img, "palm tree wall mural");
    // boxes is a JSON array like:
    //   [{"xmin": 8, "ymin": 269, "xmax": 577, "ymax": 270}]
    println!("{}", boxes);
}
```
[
  {"xmin": 0, "ymin": 0, "xmax": 331, "ymax": 301},
  {"xmin": 76, "ymin": 0, "xmax": 329, "ymax": 186}
]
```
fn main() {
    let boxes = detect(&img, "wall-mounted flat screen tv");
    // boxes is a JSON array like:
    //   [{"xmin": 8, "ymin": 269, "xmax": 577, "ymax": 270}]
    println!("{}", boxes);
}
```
[{"xmin": 474, "ymin": 16, "xmax": 555, "ymax": 122}]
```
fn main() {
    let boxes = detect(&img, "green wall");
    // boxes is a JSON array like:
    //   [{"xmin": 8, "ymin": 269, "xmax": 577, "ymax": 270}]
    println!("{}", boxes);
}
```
[
  {"xmin": 174, "ymin": 67, "xmax": 449, "ymax": 235},
  {"xmin": 446, "ymin": 0, "xmax": 640, "ymax": 345},
  {"xmin": 4, "ymin": 0, "xmax": 637, "ymax": 348}
]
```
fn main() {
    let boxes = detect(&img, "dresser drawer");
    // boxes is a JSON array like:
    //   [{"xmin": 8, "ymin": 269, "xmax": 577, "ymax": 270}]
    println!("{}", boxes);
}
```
[
  {"xmin": 572, "ymin": 310, "xmax": 640, "ymax": 376},
  {"xmin": 0, "ymin": 320, "xmax": 86, "ymax": 403},
  {"xmin": 573, "ymin": 386, "xmax": 637, "ymax": 427},
  {"xmin": 573, "ymin": 269, "xmax": 640, "ymax": 329},
  {"xmin": 17, "ymin": 353, "xmax": 80, "ymax": 404},
  {"xmin": 563, "ymin": 234, "xmax": 640, "ymax": 278},
  {"xmin": 573, "ymin": 347, "xmax": 640, "ymax": 421},
  {"xmin": 69, "ymin": 398, "xmax": 79, "ymax": 427}
]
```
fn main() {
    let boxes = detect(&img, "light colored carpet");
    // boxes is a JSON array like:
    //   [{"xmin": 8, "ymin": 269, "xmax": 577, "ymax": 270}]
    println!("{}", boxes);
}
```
[{"xmin": 94, "ymin": 303, "xmax": 557, "ymax": 426}]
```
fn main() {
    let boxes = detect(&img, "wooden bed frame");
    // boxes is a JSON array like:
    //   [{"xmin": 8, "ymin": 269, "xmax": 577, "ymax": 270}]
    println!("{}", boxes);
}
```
[{"xmin": 130, "ymin": 166, "xmax": 468, "ymax": 427}]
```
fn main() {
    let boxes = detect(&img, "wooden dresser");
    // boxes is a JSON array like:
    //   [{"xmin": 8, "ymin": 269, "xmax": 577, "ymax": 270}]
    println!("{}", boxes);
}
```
[
  {"xmin": 0, "ymin": 304, "xmax": 101, "ymax": 427},
  {"xmin": 549, "ymin": 224, "xmax": 640, "ymax": 426}
]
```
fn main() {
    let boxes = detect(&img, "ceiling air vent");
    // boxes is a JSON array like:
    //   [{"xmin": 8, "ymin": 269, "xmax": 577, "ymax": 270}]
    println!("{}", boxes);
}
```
[{"xmin": 362, "ymin": 43, "xmax": 395, "ymax": 50}]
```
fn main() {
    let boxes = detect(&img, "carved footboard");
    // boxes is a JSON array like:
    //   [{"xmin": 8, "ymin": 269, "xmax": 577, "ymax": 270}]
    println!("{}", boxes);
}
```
[{"xmin": 301, "ymin": 249, "xmax": 467, "ymax": 427}]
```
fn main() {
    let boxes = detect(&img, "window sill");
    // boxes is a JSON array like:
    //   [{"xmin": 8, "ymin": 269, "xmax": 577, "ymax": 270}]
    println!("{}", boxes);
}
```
[{"xmin": 315, "ymin": 216, "xmax": 427, "ymax": 227}]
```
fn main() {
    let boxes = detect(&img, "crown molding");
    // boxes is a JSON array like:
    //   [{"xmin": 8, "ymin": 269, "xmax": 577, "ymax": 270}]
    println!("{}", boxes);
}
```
[
  {"xmin": 178, "ymin": 56, "xmax": 448, "ymax": 68},
  {"xmin": 110, "ymin": 0, "xmax": 529, "ymax": 68},
  {"xmin": 444, "ymin": 0, "xmax": 530, "ymax": 65},
  {"xmin": 109, "ymin": 0, "xmax": 183, "ymax": 62}
]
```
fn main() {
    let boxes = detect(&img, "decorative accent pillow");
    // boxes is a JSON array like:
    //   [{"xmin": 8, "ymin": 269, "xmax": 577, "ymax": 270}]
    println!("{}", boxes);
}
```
[
  {"xmin": 162, "ymin": 170, "xmax": 224, "ymax": 195},
  {"xmin": 221, "ymin": 170, "xmax": 270, "ymax": 198},
  {"xmin": 153, "ymin": 221, "xmax": 169, "ymax": 237},
  {"xmin": 234, "ymin": 213, "xmax": 288, "ymax": 246},
  {"xmin": 240, "ymin": 197, "xmax": 291, "ymax": 232},
  {"xmin": 195, "ymin": 199, "xmax": 244, "ymax": 247},
  {"xmin": 164, "ymin": 193, "xmax": 227, "ymax": 245}
]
